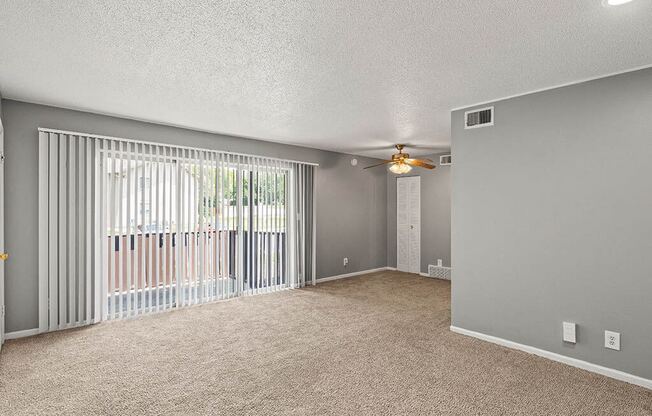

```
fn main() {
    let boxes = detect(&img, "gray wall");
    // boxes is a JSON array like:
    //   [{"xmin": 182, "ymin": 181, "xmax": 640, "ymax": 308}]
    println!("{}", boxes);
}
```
[
  {"xmin": 2, "ymin": 99, "xmax": 387, "ymax": 332},
  {"xmin": 451, "ymin": 68, "xmax": 652, "ymax": 380},
  {"xmin": 387, "ymin": 153, "xmax": 451, "ymax": 272}
]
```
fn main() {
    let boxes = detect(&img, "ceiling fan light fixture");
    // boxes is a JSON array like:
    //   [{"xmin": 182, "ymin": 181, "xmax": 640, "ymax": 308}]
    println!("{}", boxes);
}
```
[
  {"xmin": 363, "ymin": 144, "xmax": 434, "ymax": 172},
  {"xmin": 389, "ymin": 162, "xmax": 412, "ymax": 174}
]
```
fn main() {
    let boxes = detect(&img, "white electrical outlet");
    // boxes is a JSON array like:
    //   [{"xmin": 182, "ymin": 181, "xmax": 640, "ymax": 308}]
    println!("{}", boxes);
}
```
[
  {"xmin": 343, "ymin": 257, "xmax": 349, "ymax": 267},
  {"xmin": 562, "ymin": 322, "xmax": 576, "ymax": 343},
  {"xmin": 437, "ymin": 259, "xmax": 443, "ymax": 267},
  {"xmin": 604, "ymin": 330, "xmax": 620, "ymax": 351}
]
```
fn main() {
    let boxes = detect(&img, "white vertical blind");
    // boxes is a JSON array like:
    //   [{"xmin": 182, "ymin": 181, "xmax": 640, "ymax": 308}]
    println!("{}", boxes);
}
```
[
  {"xmin": 39, "ymin": 128, "xmax": 316, "ymax": 329},
  {"xmin": 37, "ymin": 131, "xmax": 49, "ymax": 332},
  {"xmin": 38, "ymin": 133, "xmax": 101, "ymax": 330}
]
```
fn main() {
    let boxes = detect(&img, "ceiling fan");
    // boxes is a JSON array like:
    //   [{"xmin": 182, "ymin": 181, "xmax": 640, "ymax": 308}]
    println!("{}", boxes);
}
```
[{"xmin": 364, "ymin": 144, "xmax": 435, "ymax": 174}]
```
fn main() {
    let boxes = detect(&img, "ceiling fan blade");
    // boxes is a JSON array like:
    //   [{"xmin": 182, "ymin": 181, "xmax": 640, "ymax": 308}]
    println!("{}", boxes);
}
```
[
  {"xmin": 405, "ymin": 159, "xmax": 435, "ymax": 169},
  {"xmin": 363, "ymin": 160, "xmax": 394, "ymax": 169}
]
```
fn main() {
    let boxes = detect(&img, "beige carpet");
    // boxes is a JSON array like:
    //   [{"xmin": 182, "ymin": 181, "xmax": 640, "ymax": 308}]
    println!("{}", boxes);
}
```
[{"xmin": 1, "ymin": 271, "xmax": 650, "ymax": 415}]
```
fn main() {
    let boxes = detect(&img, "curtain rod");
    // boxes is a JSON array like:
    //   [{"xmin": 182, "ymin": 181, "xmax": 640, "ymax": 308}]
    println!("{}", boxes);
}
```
[{"xmin": 38, "ymin": 127, "xmax": 320, "ymax": 167}]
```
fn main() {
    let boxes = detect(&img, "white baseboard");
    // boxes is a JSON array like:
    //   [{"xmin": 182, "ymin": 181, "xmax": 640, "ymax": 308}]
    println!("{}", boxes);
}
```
[
  {"xmin": 450, "ymin": 326, "xmax": 651, "ymax": 390},
  {"xmin": 4, "ymin": 328, "xmax": 40, "ymax": 340},
  {"xmin": 317, "ymin": 267, "xmax": 392, "ymax": 283}
]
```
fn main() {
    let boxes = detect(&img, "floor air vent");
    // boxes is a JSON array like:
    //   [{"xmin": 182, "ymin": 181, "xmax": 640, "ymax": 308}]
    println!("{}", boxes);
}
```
[
  {"xmin": 464, "ymin": 106, "xmax": 494, "ymax": 129},
  {"xmin": 427, "ymin": 264, "xmax": 451, "ymax": 280}
]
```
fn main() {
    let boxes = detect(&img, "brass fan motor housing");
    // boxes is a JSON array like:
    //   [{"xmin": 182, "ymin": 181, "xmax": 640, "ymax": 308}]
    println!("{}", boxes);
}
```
[
  {"xmin": 392, "ymin": 144, "xmax": 408, "ymax": 161},
  {"xmin": 362, "ymin": 144, "xmax": 435, "ymax": 171}
]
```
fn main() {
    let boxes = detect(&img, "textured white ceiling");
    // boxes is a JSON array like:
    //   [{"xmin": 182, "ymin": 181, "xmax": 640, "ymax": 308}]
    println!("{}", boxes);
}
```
[{"xmin": 1, "ymin": 1, "xmax": 651, "ymax": 158}]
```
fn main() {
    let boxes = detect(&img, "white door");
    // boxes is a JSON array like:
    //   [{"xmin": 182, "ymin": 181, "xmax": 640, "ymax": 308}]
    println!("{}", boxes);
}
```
[
  {"xmin": 396, "ymin": 176, "xmax": 420, "ymax": 274},
  {"xmin": 0, "ymin": 115, "xmax": 5, "ymax": 350}
]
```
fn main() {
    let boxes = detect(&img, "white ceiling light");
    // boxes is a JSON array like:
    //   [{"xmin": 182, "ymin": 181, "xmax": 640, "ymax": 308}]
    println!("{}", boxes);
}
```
[
  {"xmin": 603, "ymin": 0, "xmax": 634, "ymax": 6},
  {"xmin": 389, "ymin": 162, "xmax": 412, "ymax": 175}
]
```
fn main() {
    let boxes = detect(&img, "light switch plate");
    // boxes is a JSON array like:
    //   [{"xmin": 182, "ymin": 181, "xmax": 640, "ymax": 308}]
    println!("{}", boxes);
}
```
[
  {"xmin": 562, "ymin": 322, "xmax": 576, "ymax": 343},
  {"xmin": 605, "ymin": 330, "xmax": 620, "ymax": 351}
]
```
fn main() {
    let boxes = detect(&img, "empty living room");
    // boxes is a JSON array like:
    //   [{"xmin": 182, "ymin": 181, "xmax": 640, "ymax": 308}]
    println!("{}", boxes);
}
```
[{"xmin": 1, "ymin": 1, "xmax": 651, "ymax": 415}]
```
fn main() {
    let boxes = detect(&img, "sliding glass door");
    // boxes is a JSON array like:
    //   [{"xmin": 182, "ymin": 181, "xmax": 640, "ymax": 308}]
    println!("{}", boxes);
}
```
[
  {"xmin": 38, "ymin": 129, "xmax": 315, "ymax": 330},
  {"xmin": 104, "ymin": 147, "xmax": 292, "ymax": 318},
  {"xmin": 241, "ymin": 161, "xmax": 288, "ymax": 294}
]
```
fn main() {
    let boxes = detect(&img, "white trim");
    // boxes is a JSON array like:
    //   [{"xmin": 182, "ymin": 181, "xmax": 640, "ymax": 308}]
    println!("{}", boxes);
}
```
[
  {"xmin": 451, "ymin": 64, "xmax": 652, "ymax": 112},
  {"xmin": 0, "ymin": 111, "xmax": 4, "ymax": 349},
  {"xmin": 38, "ymin": 127, "xmax": 319, "ymax": 167},
  {"xmin": 316, "ymin": 267, "xmax": 391, "ymax": 283},
  {"xmin": 450, "ymin": 326, "xmax": 652, "ymax": 391},
  {"xmin": 4, "ymin": 328, "xmax": 40, "ymax": 340}
]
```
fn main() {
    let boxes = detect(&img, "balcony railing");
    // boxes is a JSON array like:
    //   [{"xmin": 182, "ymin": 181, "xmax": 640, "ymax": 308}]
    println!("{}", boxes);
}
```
[{"xmin": 107, "ymin": 229, "xmax": 287, "ymax": 295}]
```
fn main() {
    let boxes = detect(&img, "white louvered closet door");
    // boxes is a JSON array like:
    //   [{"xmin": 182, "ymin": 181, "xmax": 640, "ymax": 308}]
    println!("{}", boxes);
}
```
[{"xmin": 396, "ymin": 176, "xmax": 420, "ymax": 274}]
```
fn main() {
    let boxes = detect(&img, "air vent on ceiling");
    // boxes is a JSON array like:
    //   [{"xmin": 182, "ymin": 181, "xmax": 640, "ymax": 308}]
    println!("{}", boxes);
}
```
[
  {"xmin": 439, "ymin": 154, "xmax": 452, "ymax": 166},
  {"xmin": 464, "ymin": 106, "xmax": 494, "ymax": 129}
]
